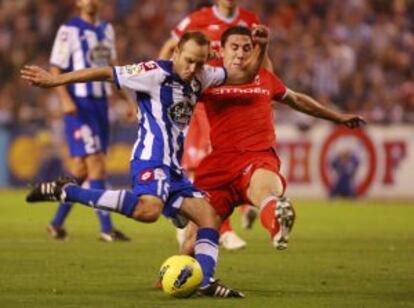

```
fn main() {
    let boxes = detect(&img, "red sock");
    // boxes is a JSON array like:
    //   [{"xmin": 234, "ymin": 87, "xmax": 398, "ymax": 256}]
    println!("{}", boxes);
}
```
[
  {"xmin": 259, "ymin": 196, "xmax": 280, "ymax": 238},
  {"xmin": 219, "ymin": 218, "xmax": 232, "ymax": 235}
]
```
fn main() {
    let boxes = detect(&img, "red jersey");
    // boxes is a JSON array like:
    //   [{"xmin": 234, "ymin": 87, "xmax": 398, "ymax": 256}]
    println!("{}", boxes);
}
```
[
  {"xmin": 181, "ymin": 103, "xmax": 211, "ymax": 171},
  {"xmin": 172, "ymin": 5, "xmax": 259, "ymax": 51},
  {"xmin": 201, "ymin": 68, "xmax": 287, "ymax": 152},
  {"xmin": 173, "ymin": 5, "xmax": 260, "ymax": 170}
]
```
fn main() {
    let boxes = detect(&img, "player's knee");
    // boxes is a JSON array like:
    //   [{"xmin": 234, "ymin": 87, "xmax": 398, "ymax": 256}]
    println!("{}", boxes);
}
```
[
  {"xmin": 249, "ymin": 181, "xmax": 284, "ymax": 206},
  {"xmin": 131, "ymin": 196, "xmax": 163, "ymax": 223},
  {"xmin": 70, "ymin": 159, "xmax": 87, "ymax": 180},
  {"xmin": 85, "ymin": 153, "xmax": 106, "ymax": 178}
]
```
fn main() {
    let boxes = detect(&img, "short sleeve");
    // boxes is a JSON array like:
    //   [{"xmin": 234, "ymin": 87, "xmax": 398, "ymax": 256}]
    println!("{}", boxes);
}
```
[
  {"xmin": 198, "ymin": 65, "xmax": 227, "ymax": 92},
  {"xmin": 49, "ymin": 25, "xmax": 72, "ymax": 69},
  {"xmin": 113, "ymin": 61, "xmax": 161, "ymax": 93},
  {"xmin": 105, "ymin": 23, "xmax": 117, "ymax": 61},
  {"xmin": 270, "ymin": 72, "xmax": 288, "ymax": 101}
]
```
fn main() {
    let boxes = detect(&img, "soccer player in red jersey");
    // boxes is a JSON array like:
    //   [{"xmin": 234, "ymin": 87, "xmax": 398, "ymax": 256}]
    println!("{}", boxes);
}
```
[
  {"xmin": 160, "ymin": 0, "xmax": 267, "ymax": 250},
  {"xmin": 179, "ymin": 26, "xmax": 366, "ymax": 253}
]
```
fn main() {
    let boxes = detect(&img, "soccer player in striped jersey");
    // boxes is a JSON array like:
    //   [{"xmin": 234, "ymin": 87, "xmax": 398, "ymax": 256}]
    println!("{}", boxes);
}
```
[
  {"xmin": 23, "ymin": 27, "xmax": 269, "ymax": 298},
  {"xmin": 46, "ymin": 0, "xmax": 130, "ymax": 242}
]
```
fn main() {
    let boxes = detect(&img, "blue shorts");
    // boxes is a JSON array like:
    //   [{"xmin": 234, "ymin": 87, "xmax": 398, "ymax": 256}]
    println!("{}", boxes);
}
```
[
  {"xmin": 130, "ymin": 160, "xmax": 204, "ymax": 218},
  {"xmin": 64, "ymin": 97, "xmax": 109, "ymax": 157}
]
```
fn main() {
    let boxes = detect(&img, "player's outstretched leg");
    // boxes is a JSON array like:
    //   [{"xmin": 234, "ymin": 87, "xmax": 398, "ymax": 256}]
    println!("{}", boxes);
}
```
[
  {"xmin": 247, "ymin": 168, "xmax": 296, "ymax": 250},
  {"xmin": 179, "ymin": 198, "xmax": 245, "ymax": 298},
  {"xmin": 26, "ymin": 177, "xmax": 141, "ymax": 218}
]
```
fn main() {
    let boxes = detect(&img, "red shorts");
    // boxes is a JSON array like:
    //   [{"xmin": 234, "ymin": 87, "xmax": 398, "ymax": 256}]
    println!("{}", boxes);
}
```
[{"xmin": 194, "ymin": 149, "xmax": 286, "ymax": 218}]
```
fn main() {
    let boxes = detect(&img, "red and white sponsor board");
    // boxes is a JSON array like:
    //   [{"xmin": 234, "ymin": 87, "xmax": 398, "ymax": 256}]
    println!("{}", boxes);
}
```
[{"xmin": 276, "ymin": 124, "xmax": 413, "ymax": 199}]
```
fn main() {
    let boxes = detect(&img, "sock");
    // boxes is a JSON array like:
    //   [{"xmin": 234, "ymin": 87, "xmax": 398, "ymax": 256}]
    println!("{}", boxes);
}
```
[
  {"xmin": 64, "ymin": 184, "xmax": 139, "ymax": 218},
  {"xmin": 219, "ymin": 218, "xmax": 232, "ymax": 235},
  {"xmin": 195, "ymin": 228, "xmax": 219, "ymax": 288},
  {"xmin": 259, "ymin": 196, "xmax": 280, "ymax": 238},
  {"xmin": 50, "ymin": 202, "xmax": 73, "ymax": 227},
  {"xmin": 89, "ymin": 179, "xmax": 113, "ymax": 233}
]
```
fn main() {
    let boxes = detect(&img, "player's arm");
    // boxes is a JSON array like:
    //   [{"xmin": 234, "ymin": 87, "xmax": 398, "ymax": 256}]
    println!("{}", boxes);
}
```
[
  {"xmin": 109, "ymin": 60, "xmax": 138, "ymax": 122},
  {"xmin": 225, "ymin": 25, "xmax": 269, "ymax": 85},
  {"xmin": 21, "ymin": 66, "xmax": 114, "ymax": 88},
  {"xmin": 280, "ymin": 89, "xmax": 366, "ymax": 128},
  {"xmin": 49, "ymin": 66, "xmax": 77, "ymax": 114},
  {"xmin": 263, "ymin": 54, "xmax": 273, "ymax": 73},
  {"xmin": 159, "ymin": 37, "xmax": 178, "ymax": 60}
]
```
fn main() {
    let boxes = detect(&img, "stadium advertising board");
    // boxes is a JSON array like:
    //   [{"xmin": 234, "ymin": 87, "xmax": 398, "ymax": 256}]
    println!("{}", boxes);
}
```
[
  {"xmin": 277, "ymin": 124, "xmax": 413, "ymax": 199},
  {"xmin": 3, "ymin": 124, "xmax": 414, "ymax": 200}
]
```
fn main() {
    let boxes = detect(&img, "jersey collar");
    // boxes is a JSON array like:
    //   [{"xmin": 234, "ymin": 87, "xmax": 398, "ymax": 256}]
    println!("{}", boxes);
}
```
[
  {"xmin": 157, "ymin": 60, "xmax": 192, "ymax": 86},
  {"xmin": 212, "ymin": 5, "xmax": 240, "ymax": 24}
]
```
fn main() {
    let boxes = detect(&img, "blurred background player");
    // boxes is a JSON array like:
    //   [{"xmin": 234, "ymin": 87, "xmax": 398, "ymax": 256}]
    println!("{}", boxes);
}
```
[
  {"xmin": 159, "ymin": 0, "xmax": 267, "ymax": 251},
  {"xmin": 330, "ymin": 149, "xmax": 360, "ymax": 198},
  {"xmin": 179, "ymin": 26, "xmax": 366, "ymax": 254},
  {"xmin": 47, "ymin": 0, "xmax": 129, "ymax": 242}
]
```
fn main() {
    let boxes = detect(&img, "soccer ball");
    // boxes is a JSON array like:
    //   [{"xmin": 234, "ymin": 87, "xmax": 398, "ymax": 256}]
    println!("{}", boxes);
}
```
[{"xmin": 159, "ymin": 255, "xmax": 203, "ymax": 298}]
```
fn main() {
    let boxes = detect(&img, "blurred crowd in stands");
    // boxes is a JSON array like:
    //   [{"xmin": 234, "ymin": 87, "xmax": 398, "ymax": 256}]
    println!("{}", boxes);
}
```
[{"xmin": 0, "ymin": 0, "xmax": 413, "ymax": 127}]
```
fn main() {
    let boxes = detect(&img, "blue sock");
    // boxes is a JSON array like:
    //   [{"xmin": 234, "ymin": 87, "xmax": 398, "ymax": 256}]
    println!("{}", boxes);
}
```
[
  {"xmin": 50, "ymin": 202, "xmax": 73, "ymax": 227},
  {"xmin": 64, "ymin": 184, "xmax": 139, "ymax": 218},
  {"xmin": 89, "ymin": 179, "xmax": 113, "ymax": 233},
  {"xmin": 194, "ymin": 228, "xmax": 219, "ymax": 287}
]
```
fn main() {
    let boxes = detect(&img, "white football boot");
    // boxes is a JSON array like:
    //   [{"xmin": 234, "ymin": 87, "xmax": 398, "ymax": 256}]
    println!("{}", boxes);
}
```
[{"xmin": 219, "ymin": 231, "xmax": 247, "ymax": 250}]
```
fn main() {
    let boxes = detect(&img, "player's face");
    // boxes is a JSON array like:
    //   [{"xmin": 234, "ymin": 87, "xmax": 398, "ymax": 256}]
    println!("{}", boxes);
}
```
[
  {"xmin": 173, "ymin": 40, "xmax": 209, "ymax": 82},
  {"xmin": 221, "ymin": 34, "xmax": 253, "ymax": 71},
  {"xmin": 76, "ymin": 0, "xmax": 101, "ymax": 15},
  {"xmin": 216, "ymin": 0, "xmax": 238, "ymax": 10}
]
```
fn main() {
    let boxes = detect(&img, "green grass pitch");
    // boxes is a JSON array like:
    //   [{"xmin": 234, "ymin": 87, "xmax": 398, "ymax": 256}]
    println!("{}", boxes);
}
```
[{"xmin": 0, "ymin": 190, "xmax": 413, "ymax": 307}]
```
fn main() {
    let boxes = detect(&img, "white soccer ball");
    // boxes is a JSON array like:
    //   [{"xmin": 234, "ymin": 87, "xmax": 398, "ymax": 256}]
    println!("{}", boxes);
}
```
[{"xmin": 158, "ymin": 255, "xmax": 203, "ymax": 298}]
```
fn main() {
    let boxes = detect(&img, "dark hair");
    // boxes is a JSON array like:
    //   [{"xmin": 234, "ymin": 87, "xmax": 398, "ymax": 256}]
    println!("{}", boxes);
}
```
[
  {"xmin": 177, "ymin": 31, "xmax": 210, "ymax": 50},
  {"xmin": 221, "ymin": 26, "xmax": 252, "ymax": 47}
]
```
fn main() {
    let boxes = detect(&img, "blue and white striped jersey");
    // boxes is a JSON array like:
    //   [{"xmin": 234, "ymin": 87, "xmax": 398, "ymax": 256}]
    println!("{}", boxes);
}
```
[
  {"xmin": 49, "ymin": 17, "xmax": 116, "ymax": 99},
  {"xmin": 113, "ymin": 60, "xmax": 227, "ymax": 173}
]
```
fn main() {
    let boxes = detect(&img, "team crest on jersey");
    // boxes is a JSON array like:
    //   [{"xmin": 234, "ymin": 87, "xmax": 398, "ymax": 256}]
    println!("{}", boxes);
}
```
[
  {"xmin": 140, "ymin": 169, "xmax": 154, "ymax": 182},
  {"xmin": 168, "ymin": 100, "xmax": 194, "ymax": 129},
  {"xmin": 88, "ymin": 43, "xmax": 111, "ymax": 66}
]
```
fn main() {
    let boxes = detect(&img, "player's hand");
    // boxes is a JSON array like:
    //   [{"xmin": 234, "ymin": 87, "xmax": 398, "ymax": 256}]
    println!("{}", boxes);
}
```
[
  {"xmin": 21, "ymin": 65, "xmax": 57, "ymax": 88},
  {"xmin": 339, "ymin": 114, "xmax": 367, "ymax": 129},
  {"xmin": 252, "ymin": 24, "xmax": 270, "ymax": 47}
]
